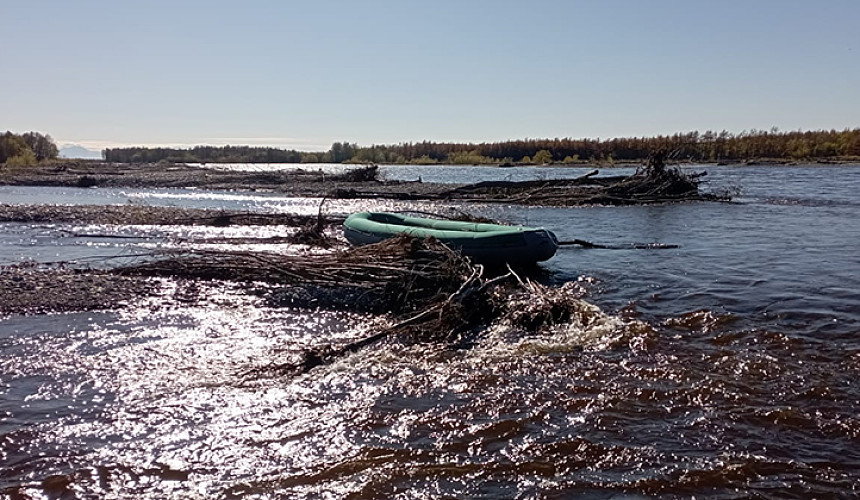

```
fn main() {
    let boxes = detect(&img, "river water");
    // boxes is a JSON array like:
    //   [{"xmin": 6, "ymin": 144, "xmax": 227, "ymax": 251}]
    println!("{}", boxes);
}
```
[{"xmin": 1, "ymin": 165, "xmax": 859, "ymax": 498}]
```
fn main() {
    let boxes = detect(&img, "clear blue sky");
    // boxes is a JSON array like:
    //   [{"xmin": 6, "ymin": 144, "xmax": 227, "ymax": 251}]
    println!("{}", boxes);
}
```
[{"xmin": 3, "ymin": 0, "xmax": 859, "ymax": 151}]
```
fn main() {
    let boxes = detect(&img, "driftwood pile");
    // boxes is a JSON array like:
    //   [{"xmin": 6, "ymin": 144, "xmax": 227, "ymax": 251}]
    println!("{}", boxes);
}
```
[
  {"xmin": 601, "ymin": 152, "xmax": 706, "ymax": 203},
  {"xmin": 331, "ymin": 154, "xmax": 722, "ymax": 206},
  {"xmin": 114, "ymin": 235, "xmax": 597, "ymax": 375},
  {"xmin": 116, "ymin": 235, "xmax": 473, "ymax": 316}
]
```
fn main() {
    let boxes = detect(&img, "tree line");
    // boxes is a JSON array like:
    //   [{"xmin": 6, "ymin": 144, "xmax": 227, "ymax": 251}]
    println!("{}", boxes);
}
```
[
  {"xmin": 350, "ymin": 128, "xmax": 860, "ymax": 164},
  {"xmin": 101, "ymin": 128, "xmax": 860, "ymax": 165},
  {"xmin": 9, "ymin": 128, "xmax": 860, "ymax": 166},
  {"xmin": 103, "ymin": 145, "xmax": 304, "ymax": 164},
  {"xmin": 103, "ymin": 142, "xmax": 362, "ymax": 164},
  {"xmin": 0, "ymin": 131, "xmax": 58, "ymax": 166}
]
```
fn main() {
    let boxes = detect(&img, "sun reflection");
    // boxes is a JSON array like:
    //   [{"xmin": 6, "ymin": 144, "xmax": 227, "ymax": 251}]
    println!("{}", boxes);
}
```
[
  {"xmin": 7, "ymin": 287, "xmax": 385, "ymax": 497},
  {"xmin": 3, "ymin": 265, "xmax": 859, "ymax": 497}
]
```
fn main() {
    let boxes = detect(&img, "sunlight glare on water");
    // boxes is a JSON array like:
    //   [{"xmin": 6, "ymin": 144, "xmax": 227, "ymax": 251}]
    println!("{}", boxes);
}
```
[{"xmin": 2, "ymin": 281, "xmax": 385, "ymax": 498}]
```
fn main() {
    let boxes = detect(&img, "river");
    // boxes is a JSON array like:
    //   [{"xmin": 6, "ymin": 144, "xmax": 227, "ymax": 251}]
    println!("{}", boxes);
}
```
[{"xmin": 1, "ymin": 164, "xmax": 859, "ymax": 498}]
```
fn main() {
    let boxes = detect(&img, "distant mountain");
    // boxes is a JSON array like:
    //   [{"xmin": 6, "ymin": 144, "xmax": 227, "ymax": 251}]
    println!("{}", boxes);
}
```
[{"xmin": 59, "ymin": 144, "xmax": 102, "ymax": 159}]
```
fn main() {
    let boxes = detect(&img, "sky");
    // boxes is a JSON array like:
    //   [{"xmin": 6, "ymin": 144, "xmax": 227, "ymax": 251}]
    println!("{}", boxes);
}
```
[{"xmin": 3, "ymin": 0, "xmax": 859, "ymax": 152}]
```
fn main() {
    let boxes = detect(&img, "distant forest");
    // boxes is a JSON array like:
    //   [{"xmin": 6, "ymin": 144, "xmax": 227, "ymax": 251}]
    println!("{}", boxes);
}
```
[
  {"xmin": 0, "ymin": 131, "xmax": 59, "ymax": 166},
  {"xmin": 103, "ymin": 145, "xmax": 304, "ymax": 164},
  {"xmin": 98, "ymin": 128, "xmax": 860, "ymax": 165}
]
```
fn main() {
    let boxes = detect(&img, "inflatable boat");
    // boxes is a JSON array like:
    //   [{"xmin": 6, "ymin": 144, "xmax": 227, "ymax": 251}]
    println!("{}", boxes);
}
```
[{"xmin": 343, "ymin": 212, "xmax": 558, "ymax": 265}]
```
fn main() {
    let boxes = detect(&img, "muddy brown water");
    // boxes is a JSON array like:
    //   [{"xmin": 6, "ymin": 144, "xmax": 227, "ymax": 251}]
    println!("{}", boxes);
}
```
[{"xmin": 1, "ymin": 165, "xmax": 859, "ymax": 498}]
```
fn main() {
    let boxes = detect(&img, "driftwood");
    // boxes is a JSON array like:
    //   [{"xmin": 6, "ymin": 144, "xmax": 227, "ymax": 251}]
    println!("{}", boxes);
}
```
[
  {"xmin": 289, "ymin": 196, "xmax": 337, "ymax": 247},
  {"xmin": 252, "ymin": 262, "xmax": 604, "ymax": 377},
  {"xmin": 328, "ymin": 164, "xmax": 380, "ymax": 182},
  {"xmin": 446, "ymin": 168, "xmax": 602, "ymax": 194},
  {"xmin": 265, "ymin": 264, "xmax": 497, "ymax": 376},
  {"xmin": 116, "ymin": 235, "xmax": 476, "ymax": 316},
  {"xmin": 327, "ymin": 158, "xmax": 725, "ymax": 206},
  {"xmin": 110, "ymin": 234, "xmax": 608, "ymax": 377},
  {"xmin": 118, "ymin": 236, "xmax": 483, "ymax": 374}
]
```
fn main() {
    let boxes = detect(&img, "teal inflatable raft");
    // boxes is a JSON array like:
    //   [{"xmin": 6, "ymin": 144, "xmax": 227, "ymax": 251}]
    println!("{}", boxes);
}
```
[{"xmin": 343, "ymin": 212, "xmax": 558, "ymax": 264}]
